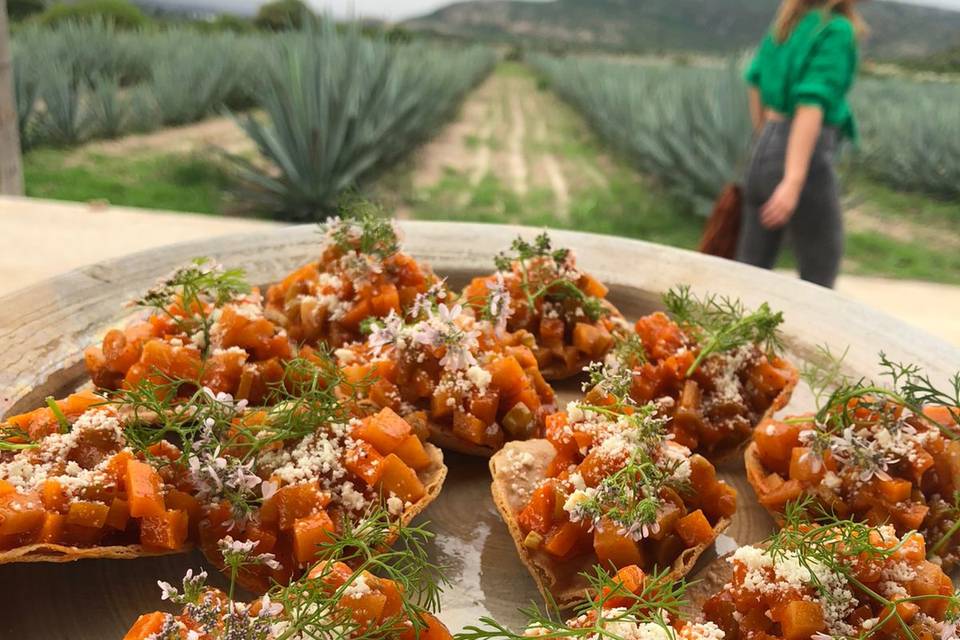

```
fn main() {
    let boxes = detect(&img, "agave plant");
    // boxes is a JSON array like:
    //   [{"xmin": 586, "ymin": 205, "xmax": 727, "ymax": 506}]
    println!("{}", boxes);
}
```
[
  {"xmin": 33, "ymin": 61, "xmax": 98, "ymax": 146},
  {"xmin": 530, "ymin": 54, "xmax": 752, "ymax": 215},
  {"xmin": 149, "ymin": 36, "xmax": 245, "ymax": 126},
  {"xmin": 225, "ymin": 23, "xmax": 494, "ymax": 221},
  {"xmin": 853, "ymin": 77, "xmax": 960, "ymax": 199},
  {"xmin": 13, "ymin": 56, "xmax": 42, "ymax": 150}
]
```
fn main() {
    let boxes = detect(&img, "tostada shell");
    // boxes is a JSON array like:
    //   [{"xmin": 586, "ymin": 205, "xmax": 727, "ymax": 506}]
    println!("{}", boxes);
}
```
[{"xmin": 489, "ymin": 439, "xmax": 731, "ymax": 608}]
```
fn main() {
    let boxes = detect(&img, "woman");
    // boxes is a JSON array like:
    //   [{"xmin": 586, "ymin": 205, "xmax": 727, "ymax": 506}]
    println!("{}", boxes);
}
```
[{"xmin": 737, "ymin": 0, "xmax": 865, "ymax": 288}]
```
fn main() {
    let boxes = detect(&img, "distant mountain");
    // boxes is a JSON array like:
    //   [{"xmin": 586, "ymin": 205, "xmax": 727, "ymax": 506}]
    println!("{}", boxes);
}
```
[{"xmin": 406, "ymin": 0, "xmax": 960, "ymax": 58}]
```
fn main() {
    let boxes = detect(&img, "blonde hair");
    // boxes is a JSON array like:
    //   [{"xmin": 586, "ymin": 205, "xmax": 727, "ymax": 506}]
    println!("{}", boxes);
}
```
[{"xmin": 773, "ymin": 0, "xmax": 867, "ymax": 42}]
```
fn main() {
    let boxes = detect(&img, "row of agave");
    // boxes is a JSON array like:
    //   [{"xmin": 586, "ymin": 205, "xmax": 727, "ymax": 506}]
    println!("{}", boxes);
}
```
[
  {"xmin": 529, "ymin": 53, "xmax": 960, "ymax": 207},
  {"xmin": 12, "ymin": 21, "xmax": 496, "ymax": 219}
]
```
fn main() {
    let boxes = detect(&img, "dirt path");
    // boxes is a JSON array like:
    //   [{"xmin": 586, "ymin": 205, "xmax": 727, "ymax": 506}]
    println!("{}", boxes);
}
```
[{"xmin": 67, "ymin": 116, "xmax": 255, "ymax": 163}]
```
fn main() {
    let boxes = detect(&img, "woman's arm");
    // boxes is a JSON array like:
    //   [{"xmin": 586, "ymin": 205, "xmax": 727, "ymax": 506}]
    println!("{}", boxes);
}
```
[
  {"xmin": 748, "ymin": 87, "xmax": 764, "ymax": 133},
  {"xmin": 760, "ymin": 105, "xmax": 823, "ymax": 229}
]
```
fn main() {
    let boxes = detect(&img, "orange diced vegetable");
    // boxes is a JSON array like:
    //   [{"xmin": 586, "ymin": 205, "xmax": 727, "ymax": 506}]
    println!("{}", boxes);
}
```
[
  {"xmin": 123, "ymin": 612, "xmax": 167, "ymax": 640},
  {"xmin": 375, "ymin": 454, "xmax": 426, "ymax": 503},
  {"xmin": 293, "ymin": 510, "xmax": 336, "ymax": 564},
  {"xmin": 140, "ymin": 509, "xmax": 189, "ymax": 550},
  {"xmin": 371, "ymin": 284, "xmax": 401, "ymax": 316},
  {"xmin": 573, "ymin": 322, "xmax": 613, "ymax": 359},
  {"xmin": 353, "ymin": 407, "xmax": 412, "ymax": 455},
  {"xmin": 105, "ymin": 498, "xmax": 130, "ymax": 530},
  {"xmin": 876, "ymin": 478, "xmax": 912, "ymax": 503},
  {"xmin": 594, "ymin": 519, "xmax": 645, "ymax": 569},
  {"xmin": 66, "ymin": 501, "xmax": 110, "ymax": 529},
  {"xmin": 37, "ymin": 512, "xmax": 66, "ymax": 543},
  {"xmin": 675, "ymin": 509, "xmax": 714, "ymax": 547},
  {"xmin": 125, "ymin": 459, "xmax": 166, "ymax": 518},
  {"xmin": 344, "ymin": 440, "xmax": 385, "ymax": 487},
  {"xmin": 267, "ymin": 481, "xmax": 331, "ymax": 531},
  {"xmin": 753, "ymin": 419, "xmax": 805, "ymax": 475},
  {"xmin": 452, "ymin": 410, "xmax": 488, "ymax": 446},
  {"xmin": 543, "ymin": 521, "xmax": 590, "ymax": 559},
  {"xmin": 487, "ymin": 356, "xmax": 526, "ymax": 394},
  {"xmin": 41, "ymin": 479, "xmax": 68, "ymax": 512},
  {"xmin": 0, "ymin": 480, "xmax": 13, "ymax": 496},
  {"xmin": 518, "ymin": 482, "xmax": 555, "ymax": 535},
  {"xmin": 789, "ymin": 447, "xmax": 824, "ymax": 484},
  {"xmin": 393, "ymin": 434, "xmax": 431, "ymax": 471},
  {"xmin": 777, "ymin": 600, "xmax": 825, "ymax": 640},
  {"xmin": 0, "ymin": 493, "xmax": 44, "ymax": 535}
]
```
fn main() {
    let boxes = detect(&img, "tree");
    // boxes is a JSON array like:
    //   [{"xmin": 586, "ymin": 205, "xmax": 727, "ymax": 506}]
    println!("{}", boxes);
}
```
[
  {"xmin": 254, "ymin": 0, "xmax": 312, "ymax": 31},
  {"xmin": 0, "ymin": 0, "xmax": 24, "ymax": 195},
  {"xmin": 7, "ymin": 0, "xmax": 46, "ymax": 22}
]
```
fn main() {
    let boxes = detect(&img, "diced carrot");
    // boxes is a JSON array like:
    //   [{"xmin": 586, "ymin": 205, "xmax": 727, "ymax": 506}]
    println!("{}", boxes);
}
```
[
  {"xmin": 292, "ymin": 510, "xmax": 336, "ymax": 563},
  {"xmin": 594, "ymin": 519, "xmax": 645, "ymax": 569},
  {"xmin": 105, "ymin": 498, "xmax": 130, "ymax": 530},
  {"xmin": 776, "ymin": 600, "xmax": 825, "ymax": 640},
  {"xmin": 452, "ymin": 410, "xmax": 488, "ymax": 446},
  {"xmin": 125, "ymin": 459, "xmax": 166, "ymax": 519},
  {"xmin": 518, "ymin": 482, "xmax": 556, "ymax": 535},
  {"xmin": 543, "ymin": 521, "xmax": 591, "ymax": 559},
  {"xmin": 789, "ymin": 447, "xmax": 824, "ymax": 484},
  {"xmin": 876, "ymin": 478, "xmax": 912, "ymax": 504},
  {"xmin": 37, "ymin": 512, "xmax": 66, "ymax": 543},
  {"xmin": 910, "ymin": 562, "xmax": 954, "ymax": 618},
  {"xmin": 758, "ymin": 478, "xmax": 803, "ymax": 510},
  {"xmin": 123, "ymin": 612, "xmax": 167, "ymax": 640},
  {"xmin": 599, "ymin": 564, "xmax": 646, "ymax": 608},
  {"xmin": 468, "ymin": 390, "xmax": 500, "ymax": 426},
  {"xmin": 393, "ymin": 434, "xmax": 431, "ymax": 471},
  {"xmin": 266, "ymin": 481, "xmax": 331, "ymax": 531},
  {"xmin": 106, "ymin": 450, "xmax": 135, "ymax": 489},
  {"xmin": 539, "ymin": 316, "xmax": 565, "ymax": 347},
  {"xmin": 371, "ymin": 284, "xmax": 401, "ymax": 316},
  {"xmin": 66, "ymin": 501, "xmax": 110, "ymax": 529},
  {"xmin": 675, "ymin": 509, "xmax": 714, "ymax": 547},
  {"xmin": 140, "ymin": 509, "xmax": 189, "ymax": 550},
  {"xmin": 399, "ymin": 613, "xmax": 452, "ymax": 640},
  {"xmin": 340, "ymin": 581, "xmax": 388, "ymax": 627},
  {"xmin": 923, "ymin": 405, "xmax": 959, "ymax": 427},
  {"xmin": 344, "ymin": 440, "xmax": 386, "ymax": 487},
  {"xmin": 0, "ymin": 480, "xmax": 13, "ymax": 497},
  {"xmin": 753, "ymin": 419, "xmax": 806, "ymax": 475},
  {"xmin": 0, "ymin": 493, "xmax": 44, "ymax": 535},
  {"xmin": 353, "ymin": 408, "xmax": 412, "ymax": 455},
  {"xmin": 165, "ymin": 489, "xmax": 201, "ymax": 531},
  {"xmin": 573, "ymin": 322, "xmax": 613, "ymax": 359},
  {"xmin": 375, "ymin": 454, "xmax": 426, "ymax": 503},
  {"xmin": 891, "ymin": 503, "xmax": 930, "ymax": 532},
  {"xmin": 487, "ymin": 356, "xmax": 526, "ymax": 395},
  {"xmin": 339, "ymin": 299, "xmax": 372, "ymax": 330},
  {"xmin": 41, "ymin": 479, "xmax": 68, "ymax": 512}
]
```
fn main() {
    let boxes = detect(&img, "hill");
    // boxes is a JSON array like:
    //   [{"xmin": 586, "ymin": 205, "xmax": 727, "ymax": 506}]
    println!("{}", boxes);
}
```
[{"xmin": 407, "ymin": 0, "xmax": 960, "ymax": 58}]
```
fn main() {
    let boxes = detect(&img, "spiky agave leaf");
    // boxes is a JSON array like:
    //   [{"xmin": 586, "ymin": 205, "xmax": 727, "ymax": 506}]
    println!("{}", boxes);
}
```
[{"xmin": 224, "ymin": 21, "xmax": 495, "ymax": 221}]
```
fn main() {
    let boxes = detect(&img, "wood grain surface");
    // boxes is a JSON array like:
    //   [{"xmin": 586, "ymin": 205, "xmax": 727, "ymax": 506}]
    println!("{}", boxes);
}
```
[{"xmin": 0, "ymin": 221, "xmax": 957, "ymax": 638}]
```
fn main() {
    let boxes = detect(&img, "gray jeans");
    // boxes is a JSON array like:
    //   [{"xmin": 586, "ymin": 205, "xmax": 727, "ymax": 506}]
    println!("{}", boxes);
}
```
[{"xmin": 736, "ymin": 121, "xmax": 843, "ymax": 288}]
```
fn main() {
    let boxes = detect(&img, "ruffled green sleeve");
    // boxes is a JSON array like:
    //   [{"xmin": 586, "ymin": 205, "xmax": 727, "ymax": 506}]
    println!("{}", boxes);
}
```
[
  {"xmin": 791, "ymin": 18, "xmax": 857, "ymax": 112},
  {"xmin": 744, "ymin": 36, "xmax": 769, "ymax": 87}
]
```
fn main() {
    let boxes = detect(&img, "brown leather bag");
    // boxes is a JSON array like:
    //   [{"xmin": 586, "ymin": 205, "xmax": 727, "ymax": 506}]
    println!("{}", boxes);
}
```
[{"xmin": 699, "ymin": 183, "xmax": 742, "ymax": 259}]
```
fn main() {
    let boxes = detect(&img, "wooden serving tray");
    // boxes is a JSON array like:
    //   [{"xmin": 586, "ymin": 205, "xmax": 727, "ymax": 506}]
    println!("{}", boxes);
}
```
[{"xmin": 0, "ymin": 222, "xmax": 956, "ymax": 638}]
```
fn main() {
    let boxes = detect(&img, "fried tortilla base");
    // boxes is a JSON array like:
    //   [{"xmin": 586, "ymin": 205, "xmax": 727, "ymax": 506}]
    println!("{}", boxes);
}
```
[
  {"xmin": 490, "ymin": 439, "xmax": 730, "ymax": 608},
  {"xmin": 0, "ymin": 543, "xmax": 187, "ymax": 564},
  {"xmin": 0, "ymin": 445, "xmax": 445, "ymax": 570}
]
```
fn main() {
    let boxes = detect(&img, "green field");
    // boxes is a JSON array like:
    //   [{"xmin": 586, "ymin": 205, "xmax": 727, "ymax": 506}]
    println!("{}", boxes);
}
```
[{"xmin": 21, "ymin": 60, "xmax": 960, "ymax": 284}]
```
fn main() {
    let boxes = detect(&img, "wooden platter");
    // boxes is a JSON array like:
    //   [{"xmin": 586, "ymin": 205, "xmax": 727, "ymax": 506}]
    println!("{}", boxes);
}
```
[{"xmin": 0, "ymin": 221, "xmax": 957, "ymax": 638}]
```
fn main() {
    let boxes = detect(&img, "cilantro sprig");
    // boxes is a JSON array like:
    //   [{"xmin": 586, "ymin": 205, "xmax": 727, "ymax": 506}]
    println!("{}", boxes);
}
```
[
  {"xmin": 326, "ymin": 201, "xmax": 400, "ymax": 259},
  {"xmin": 663, "ymin": 285, "xmax": 784, "ymax": 377},
  {"xmin": 133, "ymin": 257, "xmax": 249, "ymax": 358},
  {"xmin": 494, "ymin": 232, "xmax": 606, "ymax": 323}
]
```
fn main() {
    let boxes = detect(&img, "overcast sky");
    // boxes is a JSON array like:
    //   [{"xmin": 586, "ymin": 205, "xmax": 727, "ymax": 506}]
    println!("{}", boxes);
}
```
[{"xmin": 157, "ymin": 0, "xmax": 960, "ymax": 21}]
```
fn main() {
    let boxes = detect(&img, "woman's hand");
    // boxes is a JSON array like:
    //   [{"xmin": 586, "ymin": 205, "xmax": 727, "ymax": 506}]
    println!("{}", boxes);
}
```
[{"xmin": 760, "ymin": 178, "xmax": 802, "ymax": 229}]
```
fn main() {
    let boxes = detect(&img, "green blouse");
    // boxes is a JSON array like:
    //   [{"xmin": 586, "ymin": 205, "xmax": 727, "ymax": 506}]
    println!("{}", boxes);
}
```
[{"xmin": 745, "ymin": 10, "xmax": 859, "ymax": 142}]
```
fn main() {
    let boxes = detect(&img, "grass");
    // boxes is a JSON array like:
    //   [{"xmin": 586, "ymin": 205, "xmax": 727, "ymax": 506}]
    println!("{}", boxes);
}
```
[
  {"xmin": 24, "ymin": 148, "xmax": 232, "ymax": 214},
  {"xmin": 845, "ymin": 231, "xmax": 960, "ymax": 284}
]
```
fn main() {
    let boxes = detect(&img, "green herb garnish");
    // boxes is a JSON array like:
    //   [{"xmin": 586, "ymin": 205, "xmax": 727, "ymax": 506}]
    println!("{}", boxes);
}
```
[{"xmin": 663, "ymin": 285, "xmax": 784, "ymax": 377}]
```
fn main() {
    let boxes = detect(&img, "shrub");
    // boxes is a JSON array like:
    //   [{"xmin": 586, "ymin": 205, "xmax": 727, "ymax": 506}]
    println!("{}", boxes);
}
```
[
  {"xmin": 39, "ymin": 0, "xmax": 148, "ymax": 30},
  {"xmin": 254, "ymin": 0, "xmax": 312, "ymax": 31}
]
